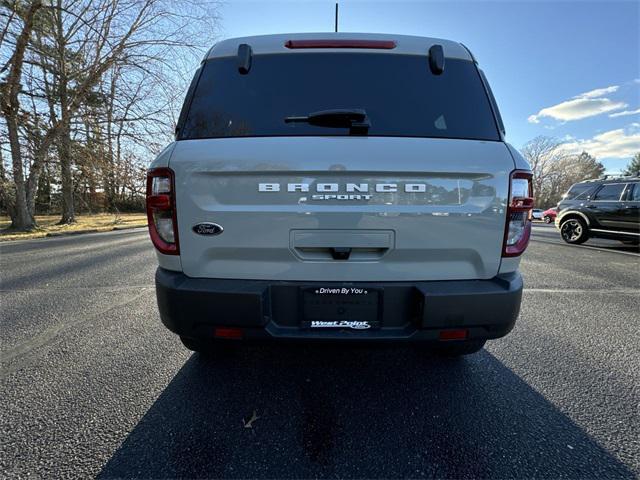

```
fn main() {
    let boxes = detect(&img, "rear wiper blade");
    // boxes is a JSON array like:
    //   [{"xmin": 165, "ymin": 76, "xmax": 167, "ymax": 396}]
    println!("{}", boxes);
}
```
[{"xmin": 285, "ymin": 108, "xmax": 370, "ymax": 134}]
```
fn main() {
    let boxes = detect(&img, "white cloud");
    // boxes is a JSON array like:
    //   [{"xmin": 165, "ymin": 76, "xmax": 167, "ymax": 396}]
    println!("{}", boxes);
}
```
[
  {"xmin": 528, "ymin": 98, "xmax": 626, "ymax": 123},
  {"xmin": 559, "ymin": 126, "xmax": 640, "ymax": 159},
  {"xmin": 609, "ymin": 108, "xmax": 640, "ymax": 118},
  {"xmin": 528, "ymin": 84, "xmax": 626, "ymax": 123},
  {"xmin": 577, "ymin": 85, "xmax": 619, "ymax": 98}
]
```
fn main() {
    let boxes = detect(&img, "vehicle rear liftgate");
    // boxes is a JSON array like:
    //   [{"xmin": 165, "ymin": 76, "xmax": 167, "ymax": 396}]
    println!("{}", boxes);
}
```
[{"xmin": 170, "ymin": 136, "xmax": 513, "ymax": 282}]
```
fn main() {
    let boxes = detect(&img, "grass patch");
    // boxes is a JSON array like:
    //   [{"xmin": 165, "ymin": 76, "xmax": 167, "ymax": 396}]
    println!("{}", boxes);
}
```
[{"xmin": 0, "ymin": 213, "xmax": 147, "ymax": 242}]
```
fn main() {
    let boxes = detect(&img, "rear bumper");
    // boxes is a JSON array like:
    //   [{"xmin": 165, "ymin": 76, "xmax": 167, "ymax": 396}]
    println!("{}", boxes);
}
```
[{"xmin": 155, "ymin": 268, "xmax": 523, "ymax": 342}]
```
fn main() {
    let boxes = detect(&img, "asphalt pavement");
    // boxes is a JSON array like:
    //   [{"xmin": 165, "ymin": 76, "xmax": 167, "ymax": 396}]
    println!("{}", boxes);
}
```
[{"xmin": 1, "ymin": 223, "xmax": 639, "ymax": 479}]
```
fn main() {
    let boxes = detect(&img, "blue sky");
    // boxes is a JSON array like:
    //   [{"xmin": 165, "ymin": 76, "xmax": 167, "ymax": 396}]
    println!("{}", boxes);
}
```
[{"xmin": 216, "ymin": 0, "xmax": 639, "ymax": 172}]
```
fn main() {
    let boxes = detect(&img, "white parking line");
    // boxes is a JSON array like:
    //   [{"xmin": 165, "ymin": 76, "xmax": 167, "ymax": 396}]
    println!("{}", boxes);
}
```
[
  {"xmin": 524, "ymin": 288, "xmax": 639, "ymax": 294},
  {"xmin": 530, "ymin": 238, "xmax": 640, "ymax": 257}
]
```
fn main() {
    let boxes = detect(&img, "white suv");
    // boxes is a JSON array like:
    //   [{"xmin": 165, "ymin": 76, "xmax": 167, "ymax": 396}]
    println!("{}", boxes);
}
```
[{"xmin": 146, "ymin": 33, "xmax": 533, "ymax": 357}]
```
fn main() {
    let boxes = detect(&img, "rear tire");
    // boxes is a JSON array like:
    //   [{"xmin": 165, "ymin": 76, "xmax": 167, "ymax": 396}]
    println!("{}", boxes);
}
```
[
  {"xmin": 433, "ymin": 340, "xmax": 486, "ymax": 357},
  {"xmin": 560, "ymin": 218, "xmax": 588, "ymax": 244},
  {"xmin": 544, "ymin": 216, "xmax": 552, "ymax": 224}
]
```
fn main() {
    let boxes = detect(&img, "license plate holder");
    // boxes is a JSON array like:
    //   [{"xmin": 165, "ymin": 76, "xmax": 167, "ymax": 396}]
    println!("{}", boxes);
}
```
[{"xmin": 300, "ymin": 286, "xmax": 381, "ymax": 330}]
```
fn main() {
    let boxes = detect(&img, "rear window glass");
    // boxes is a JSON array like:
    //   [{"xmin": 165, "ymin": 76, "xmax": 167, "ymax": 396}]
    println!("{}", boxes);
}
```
[
  {"xmin": 179, "ymin": 53, "xmax": 500, "ymax": 141},
  {"xmin": 593, "ymin": 183, "xmax": 626, "ymax": 201}
]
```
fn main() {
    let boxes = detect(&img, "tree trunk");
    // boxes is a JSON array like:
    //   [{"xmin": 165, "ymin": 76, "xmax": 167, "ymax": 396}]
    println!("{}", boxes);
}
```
[
  {"xmin": 56, "ymin": 0, "xmax": 75, "ymax": 224},
  {"xmin": 0, "ymin": 0, "xmax": 42, "ymax": 231},
  {"xmin": 6, "ymin": 115, "xmax": 36, "ymax": 230},
  {"xmin": 58, "ymin": 118, "xmax": 75, "ymax": 224},
  {"xmin": 104, "ymin": 67, "xmax": 118, "ymax": 211}
]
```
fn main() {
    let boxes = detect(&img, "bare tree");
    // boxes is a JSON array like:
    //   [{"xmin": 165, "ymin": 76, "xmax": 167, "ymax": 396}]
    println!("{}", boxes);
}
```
[
  {"xmin": 1, "ymin": 0, "xmax": 220, "ymax": 229},
  {"xmin": 0, "ymin": 0, "xmax": 43, "ymax": 230},
  {"xmin": 521, "ymin": 137, "xmax": 605, "ymax": 207},
  {"xmin": 521, "ymin": 136, "xmax": 567, "ymax": 203}
]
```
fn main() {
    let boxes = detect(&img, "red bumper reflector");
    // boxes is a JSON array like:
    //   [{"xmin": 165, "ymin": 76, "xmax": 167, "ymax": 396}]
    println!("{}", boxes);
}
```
[
  {"xmin": 214, "ymin": 327, "xmax": 243, "ymax": 339},
  {"xmin": 439, "ymin": 329, "xmax": 469, "ymax": 341},
  {"xmin": 285, "ymin": 39, "xmax": 396, "ymax": 49}
]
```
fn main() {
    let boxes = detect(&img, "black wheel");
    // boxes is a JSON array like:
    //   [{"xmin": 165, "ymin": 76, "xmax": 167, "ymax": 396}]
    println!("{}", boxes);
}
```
[
  {"xmin": 560, "ymin": 218, "xmax": 588, "ymax": 244},
  {"xmin": 544, "ymin": 216, "xmax": 552, "ymax": 224},
  {"xmin": 432, "ymin": 339, "xmax": 486, "ymax": 357}
]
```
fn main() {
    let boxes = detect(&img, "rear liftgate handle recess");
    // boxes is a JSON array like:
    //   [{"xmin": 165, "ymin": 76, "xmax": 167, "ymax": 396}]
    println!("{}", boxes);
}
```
[
  {"xmin": 290, "ymin": 230, "xmax": 394, "ymax": 261},
  {"xmin": 330, "ymin": 247, "xmax": 351, "ymax": 260}
]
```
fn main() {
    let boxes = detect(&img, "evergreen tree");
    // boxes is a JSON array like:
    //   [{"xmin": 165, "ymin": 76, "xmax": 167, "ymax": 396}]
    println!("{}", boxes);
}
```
[{"xmin": 623, "ymin": 153, "xmax": 640, "ymax": 176}]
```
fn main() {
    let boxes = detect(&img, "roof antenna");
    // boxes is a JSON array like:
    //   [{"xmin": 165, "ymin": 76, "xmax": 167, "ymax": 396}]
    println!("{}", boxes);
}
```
[{"xmin": 335, "ymin": 3, "xmax": 338, "ymax": 32}]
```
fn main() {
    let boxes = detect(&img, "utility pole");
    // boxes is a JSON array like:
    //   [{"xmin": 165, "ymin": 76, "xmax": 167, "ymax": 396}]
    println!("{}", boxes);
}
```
[{"xmin": 335, "ymin": 3, "xmax": 338, "ymax": 32}]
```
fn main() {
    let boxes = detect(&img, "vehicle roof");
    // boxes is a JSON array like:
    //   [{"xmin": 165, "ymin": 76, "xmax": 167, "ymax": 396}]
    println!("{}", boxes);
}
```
[{"xmin": 206, "ymin": 32, "xmax": 473, "ymax": 62}]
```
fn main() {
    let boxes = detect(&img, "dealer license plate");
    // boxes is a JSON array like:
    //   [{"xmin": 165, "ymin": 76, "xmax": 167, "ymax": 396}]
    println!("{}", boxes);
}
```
[{"xmin": 301, "ymin": 287, "xmax": 380, "ymax": 329}]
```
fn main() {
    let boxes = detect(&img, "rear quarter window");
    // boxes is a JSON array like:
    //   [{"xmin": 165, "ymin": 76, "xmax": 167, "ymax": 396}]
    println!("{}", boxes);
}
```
[
  {"xmin": 593, "ymin": 183, "xmax": 626, "ymax": 201},
  {"xmin": 179, "ymin": 52, "xmax": 500, "ymax": 141}
]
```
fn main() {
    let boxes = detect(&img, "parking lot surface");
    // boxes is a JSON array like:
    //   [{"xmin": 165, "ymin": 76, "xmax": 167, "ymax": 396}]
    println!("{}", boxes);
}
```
[{"xmin": 1, "ymin": 224, "xmax": 639, "ymax": 478}]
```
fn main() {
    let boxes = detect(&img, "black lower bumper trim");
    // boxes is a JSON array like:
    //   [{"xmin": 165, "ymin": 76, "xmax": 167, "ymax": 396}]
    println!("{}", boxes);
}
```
[{"xmin": 155, "ymin": 268, "xmax": 522, "ymax": 342}]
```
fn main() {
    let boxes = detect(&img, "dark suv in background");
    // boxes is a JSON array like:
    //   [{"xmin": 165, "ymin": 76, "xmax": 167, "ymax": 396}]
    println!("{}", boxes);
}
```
[{"xmin": 556, "ymin": 176, "xmax": 640, "ymax": 245}]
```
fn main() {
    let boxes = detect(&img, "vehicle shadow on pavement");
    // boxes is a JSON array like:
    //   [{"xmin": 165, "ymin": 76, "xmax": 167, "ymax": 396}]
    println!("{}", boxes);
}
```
[{"xmin": 99, "ymin": 344, "xmax": 634, "ymax": 479}]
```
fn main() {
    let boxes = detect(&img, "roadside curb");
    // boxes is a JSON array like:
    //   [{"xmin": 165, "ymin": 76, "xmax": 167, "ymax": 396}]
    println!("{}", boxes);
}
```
[
  {"xmin": 46, "ymin": 229, "xmax": 100, "ymax": 237},
  {"xmin": 112, "ymin": 225, "xmax": 147, "ymax": 231},
  {"xmin": 45, "ymin": 225, "xmax": 147, "ymax": 237},
  {"xmin": 0, "ymin": 224, "xmax": 147, "ymax": 243}
]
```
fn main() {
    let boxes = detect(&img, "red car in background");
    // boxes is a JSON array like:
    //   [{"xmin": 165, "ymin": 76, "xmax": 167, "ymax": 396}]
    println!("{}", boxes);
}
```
[{"xmin": 543, "ymin": 207, "xmax": 557, "ymax": 224}]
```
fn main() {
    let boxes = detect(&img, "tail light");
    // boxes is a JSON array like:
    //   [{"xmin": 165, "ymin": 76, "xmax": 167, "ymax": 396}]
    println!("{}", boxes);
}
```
[
  {"xmin": 146, "ymin": 167, "xmax": 179, "ymax": 255},
  {"xmin": 502, "ymin": 170, "xmax": 534, "ymax": 257},
  {"xmin": 284, "ymin": 39, "xmax": 397, "ymax": 49}
]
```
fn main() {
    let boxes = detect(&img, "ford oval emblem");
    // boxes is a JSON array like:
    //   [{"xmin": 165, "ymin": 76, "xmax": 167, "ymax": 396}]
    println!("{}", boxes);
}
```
[{"xmin": 192, "ymin": 222, "xmax": 224, "ymax": 236}]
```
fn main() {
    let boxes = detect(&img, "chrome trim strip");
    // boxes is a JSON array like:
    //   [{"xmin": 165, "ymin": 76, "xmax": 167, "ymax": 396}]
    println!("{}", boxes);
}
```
[{"xmin": 590, "ymin": 228, "xmax": 640, "ymax": 236}]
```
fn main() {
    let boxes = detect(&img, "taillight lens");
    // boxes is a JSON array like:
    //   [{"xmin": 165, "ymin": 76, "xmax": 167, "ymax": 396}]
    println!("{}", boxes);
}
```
[
  {"xmin": 503, "ymin": 170, "xmax": 533, "ymax": 257},
  {"xmin": 146, "ymin": 168, "xmax": 179, "ymax": 255},
  {"xmin": 284, "ymin": 39, "xmax": 397, "ymax": 49}
]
